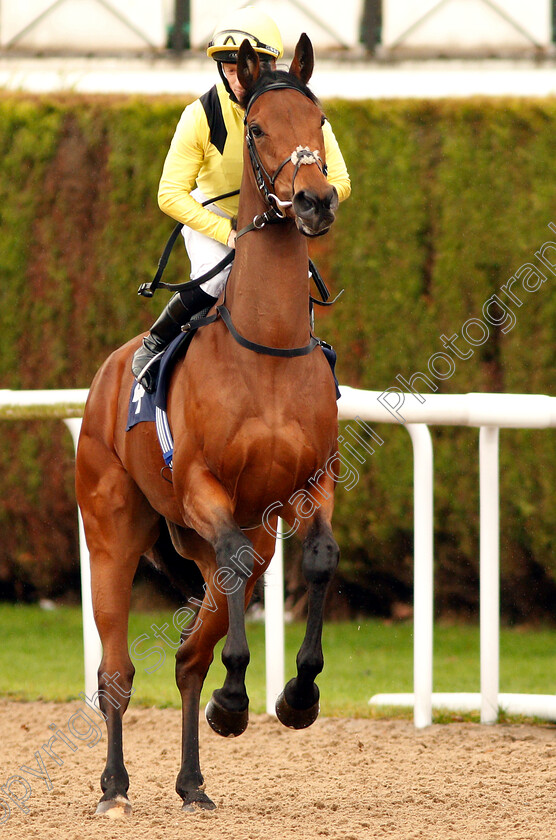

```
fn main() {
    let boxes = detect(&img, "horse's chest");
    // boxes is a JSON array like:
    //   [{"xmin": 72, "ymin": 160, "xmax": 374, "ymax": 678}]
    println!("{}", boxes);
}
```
[{"xmin": 212, "ymin": 417, "xmax": 334, "ymax": 505}]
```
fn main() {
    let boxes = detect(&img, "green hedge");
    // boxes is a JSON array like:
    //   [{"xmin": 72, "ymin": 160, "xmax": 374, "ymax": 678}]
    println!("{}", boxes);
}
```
[{"xmin": 1, "ymin": 93, "xmax": 556, "ymax": 621}]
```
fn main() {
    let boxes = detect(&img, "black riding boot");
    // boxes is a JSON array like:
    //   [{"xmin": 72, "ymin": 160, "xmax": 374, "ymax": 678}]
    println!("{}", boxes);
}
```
[{"xmin": 132, "ymin": 287, "xmax": 216, "ymax": 392}]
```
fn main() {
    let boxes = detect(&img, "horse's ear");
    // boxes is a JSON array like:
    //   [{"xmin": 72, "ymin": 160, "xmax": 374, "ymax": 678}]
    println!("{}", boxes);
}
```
[
  {"xmin": 289, "ymin": 33, "xmax": 314, "ymax": 85},
  {"xmin": 237, "ymin": 39, "xmax": 261, "ymax": 94}
]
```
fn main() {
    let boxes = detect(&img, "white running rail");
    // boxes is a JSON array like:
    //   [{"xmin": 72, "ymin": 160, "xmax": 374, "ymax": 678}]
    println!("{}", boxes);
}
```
[
  {"xmin": 338, "ymin": 387, "xmax": 556, "ymax": 727},
  {"xmin": 0, "ymin": 389, "xmax": 99, "ymax": 700},
  {"xmin": 3, "ymin": 386, "xmax": 556, "ymax": 726}
]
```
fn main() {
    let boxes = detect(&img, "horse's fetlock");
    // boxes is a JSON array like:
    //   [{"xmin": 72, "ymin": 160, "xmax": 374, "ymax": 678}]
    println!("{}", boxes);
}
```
[
  {"xmin": 101, "ymin": 767, "xmax": 129, "ymax": 795},
  {"xmin": 176, "ymin": 770, "xmax": 204, "ymax": 797},
  {"xmin": 222, "ymin": 648, "xmax": 250, "ymax": 674},
  {"xmin": 298, "ymin": 655, "xmax": 324, "ymax": 678},
  {"xmin": 214, "ymin": 686, "xmax": 249, "ymax": 713}
]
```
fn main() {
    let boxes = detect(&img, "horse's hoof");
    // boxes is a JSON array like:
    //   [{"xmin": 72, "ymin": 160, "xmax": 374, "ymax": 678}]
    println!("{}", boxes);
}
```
[
  {"xmin": 275, "ymin": 682, "xmax": 320, "ymax": 729},
  {"xmin": 205, "ymin": 694, "xmax": 248, "ymax": 737},
  {"xmin": 181, "ymin": 791, "xmax": 217, "ymax": 812},
  {"xmin": 95, "ymin": 795, "xmax": 132, "ymax": 818}
]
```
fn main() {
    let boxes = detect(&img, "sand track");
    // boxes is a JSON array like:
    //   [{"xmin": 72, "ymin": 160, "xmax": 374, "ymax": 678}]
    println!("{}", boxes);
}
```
[{"xmin": 1, "ymin": 700, "xmax": 556, "ymax": 839}]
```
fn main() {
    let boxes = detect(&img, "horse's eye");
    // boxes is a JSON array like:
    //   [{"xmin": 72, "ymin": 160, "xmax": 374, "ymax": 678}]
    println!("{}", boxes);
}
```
[
  {"xmin": 250, "ymin": 124, "xmax": 264, "ymax": 138},
  {"xmin": 320, "ymin": 114, "xmax": 326, "ymax": 127}
]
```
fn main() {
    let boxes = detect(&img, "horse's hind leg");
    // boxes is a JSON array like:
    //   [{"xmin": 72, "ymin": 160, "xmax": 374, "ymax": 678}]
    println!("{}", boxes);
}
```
[
  {"xmin": 169, "ymin": 524, "xmax": 272, "ymax": 811},
  {"xmin": 175, "ymin": 570, "xmax": 264, "ymax": 811},
  {"xmin": 174, "ymin": 583, "xmax": 227, "ymax": 812},
  {"xmin": 276, "ymin": 508, "xmax": 339, "ymax": 729},
  {"xmin": 77, "ymin": 452, "xmax": 159, "ymax": 817}
]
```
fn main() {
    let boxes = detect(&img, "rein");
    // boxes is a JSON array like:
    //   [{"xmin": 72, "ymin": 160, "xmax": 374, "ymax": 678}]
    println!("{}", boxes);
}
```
[{"xmin": 138, "ymin": 189, "xmax": 239, "ymax": 298}]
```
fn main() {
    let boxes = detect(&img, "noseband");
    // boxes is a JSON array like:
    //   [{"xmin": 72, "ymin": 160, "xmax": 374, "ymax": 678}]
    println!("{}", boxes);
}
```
[{"xmin": 237, "ymin": 81, "xmax": 328, "ymax": 238}]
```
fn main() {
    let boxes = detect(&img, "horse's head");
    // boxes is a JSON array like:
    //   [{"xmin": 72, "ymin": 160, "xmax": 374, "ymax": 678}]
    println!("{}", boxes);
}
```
[{"xmin": 237, "ymin": 35, "xmax": 338, "ymax": 238}]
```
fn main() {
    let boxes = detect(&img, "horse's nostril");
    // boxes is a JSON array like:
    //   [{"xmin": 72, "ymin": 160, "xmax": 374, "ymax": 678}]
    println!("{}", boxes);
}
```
[
  {"xmin": 293, "ymin": 188, "xmax": 338, "ymax": 221},
  {"xmin": 325, "ymin": 187, "xmax": 339, "ymax": 212},
  {"xmin": 293, "ymin": 187, "xmax": 337, "ymax": 236},
  {"xmin": 293, "ymin": 190, "xmax": 317, "ymax": 216}
]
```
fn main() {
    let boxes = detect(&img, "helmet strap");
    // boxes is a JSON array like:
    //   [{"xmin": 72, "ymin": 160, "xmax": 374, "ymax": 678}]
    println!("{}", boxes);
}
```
[
  {"xmin": 216, "ymin": 57, "xmax": 274, "ymax": 106},
  {"xmin": 217, "ymin": 62, "xmax": 241, "ymax": 105}
]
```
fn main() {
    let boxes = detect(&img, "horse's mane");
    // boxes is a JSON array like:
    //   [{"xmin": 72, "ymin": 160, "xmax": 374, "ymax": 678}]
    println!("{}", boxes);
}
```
[{"xmin": 240, "ymin": 69, "xmax": 321, "ymax": 111}]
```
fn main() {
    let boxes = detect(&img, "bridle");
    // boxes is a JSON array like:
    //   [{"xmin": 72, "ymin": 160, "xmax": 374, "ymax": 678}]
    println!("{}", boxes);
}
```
[
  {"xmin": 236, "ymin": 80, "xmax": 329, "ymax": 240},
  {"xmin": 192, "ymin": 82, "xmax": 338, "ymax": 358}
]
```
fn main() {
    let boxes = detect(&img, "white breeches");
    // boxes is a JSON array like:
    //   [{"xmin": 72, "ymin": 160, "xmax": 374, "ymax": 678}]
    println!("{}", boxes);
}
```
[{"xmin": 181, "ymin": 188, "xmax": 234, "ymax": 298}]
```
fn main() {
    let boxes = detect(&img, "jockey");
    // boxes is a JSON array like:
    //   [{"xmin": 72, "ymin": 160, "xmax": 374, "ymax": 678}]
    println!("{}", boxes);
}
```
[{"xmin": 132, "ymin": 6, "xmax": 351, "ymax": 392}]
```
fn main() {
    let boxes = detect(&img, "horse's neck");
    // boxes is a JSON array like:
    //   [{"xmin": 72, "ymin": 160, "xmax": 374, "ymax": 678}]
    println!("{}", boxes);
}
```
[{"xmin": 224, "ymin": 190, "xmax": 311, "ymax": 348}]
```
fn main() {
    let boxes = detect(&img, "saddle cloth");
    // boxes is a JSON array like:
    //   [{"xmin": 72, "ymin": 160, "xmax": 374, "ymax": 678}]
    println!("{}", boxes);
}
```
[{"xmin": 126, "ymin": 330, "xmax": 194, "ymax": 468}]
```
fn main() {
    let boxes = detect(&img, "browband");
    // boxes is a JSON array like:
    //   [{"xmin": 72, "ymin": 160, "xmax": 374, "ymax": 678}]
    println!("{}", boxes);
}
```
[{"xmin": 244, "ymin": 81, "xmax": 316, "ymax": 117}]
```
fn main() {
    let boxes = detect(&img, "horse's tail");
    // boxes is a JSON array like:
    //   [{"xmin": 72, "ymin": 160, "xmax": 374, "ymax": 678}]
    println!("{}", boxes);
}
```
[{"xmin": 144, "ymin": 518, "xmax": 205, "ymax": 601}]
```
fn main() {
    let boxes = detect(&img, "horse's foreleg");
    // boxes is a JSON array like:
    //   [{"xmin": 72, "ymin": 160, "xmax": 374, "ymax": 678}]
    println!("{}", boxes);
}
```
[
  {"xmin": 276, "ymin": 515, "xmax": 339, "ymax": 729},
  {"xmin": 173, "ymin": 471, "xmax": 261, "ymax": 740},
  {"xmin": 204, "ymin": 528, "xmax": 255, "ymax": 737}
]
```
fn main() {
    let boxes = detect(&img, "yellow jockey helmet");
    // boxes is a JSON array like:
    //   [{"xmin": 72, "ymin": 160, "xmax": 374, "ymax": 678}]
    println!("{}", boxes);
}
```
[{"xmin": 207, "ymin": 6, "xmax": 284, "ymax": 63}]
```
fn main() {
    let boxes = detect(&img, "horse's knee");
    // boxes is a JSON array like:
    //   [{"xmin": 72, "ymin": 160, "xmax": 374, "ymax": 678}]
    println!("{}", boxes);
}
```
[
  {"xmin": 215, "ymin": 530, "xmax": 255, "ymax": 583},
  {"xmin": 175, "ymin": 641, "xmax": 213, "ymax": 692},
  {"xmin": 215, "ymin": 531, "xmax": 255, "ymax": 578},
  {"xmin": 302, "ymin": 527, "xmax": 339, "ymax": 585}
]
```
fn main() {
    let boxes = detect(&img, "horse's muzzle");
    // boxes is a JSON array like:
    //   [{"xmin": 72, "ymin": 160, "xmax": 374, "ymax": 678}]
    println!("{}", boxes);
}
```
[{"xmin": 293, "ymin": 185, "xmax": 338, "ymax": 237}]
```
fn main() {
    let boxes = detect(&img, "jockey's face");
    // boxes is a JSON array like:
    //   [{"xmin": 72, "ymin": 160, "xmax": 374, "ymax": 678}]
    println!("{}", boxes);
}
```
[
  {"xmin": 221, "ymin": 63, "xmax": 246, "ymax": 102},
  {"xmin": 221, "ymin": 58, "xmax": 277, "ymax": 103}
]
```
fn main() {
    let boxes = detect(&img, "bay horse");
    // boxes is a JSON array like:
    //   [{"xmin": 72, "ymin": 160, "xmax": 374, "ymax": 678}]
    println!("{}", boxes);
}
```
[{"xmin": 75, "ymin": 34, "xmax": 340, "ymax": 816}]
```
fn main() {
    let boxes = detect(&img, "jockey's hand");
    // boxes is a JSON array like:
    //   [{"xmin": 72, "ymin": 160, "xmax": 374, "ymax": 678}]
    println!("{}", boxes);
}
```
[{"xmin": 227, "ymin": 230, "xmax": 237, "ymax": 249}]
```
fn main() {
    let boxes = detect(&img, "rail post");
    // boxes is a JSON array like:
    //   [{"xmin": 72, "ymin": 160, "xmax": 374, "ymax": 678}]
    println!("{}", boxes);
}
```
[{"xmin": 63, "ymin": 418, "xmax": 102, "ymax": 701}]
